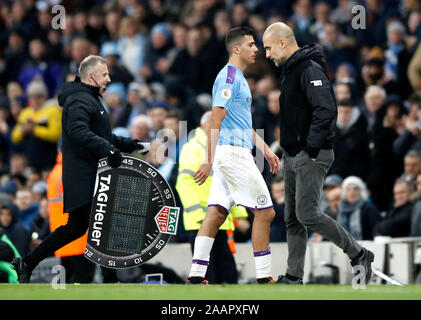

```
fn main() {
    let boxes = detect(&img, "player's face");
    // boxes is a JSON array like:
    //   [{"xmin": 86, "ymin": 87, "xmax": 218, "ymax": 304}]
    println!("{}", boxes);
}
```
[
  {"xmin": 263, "ymin": 33, "xmax": 287, "ymax": 67},
  {"xmin": 238, "ymin": 35, "xmax": 258, "ymax": 64}
]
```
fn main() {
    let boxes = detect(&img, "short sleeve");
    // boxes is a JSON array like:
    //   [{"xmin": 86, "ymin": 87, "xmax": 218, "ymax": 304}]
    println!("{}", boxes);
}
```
[{"xmin": 212, "ymin": 78, "xmax": 236, "ymax": 110}]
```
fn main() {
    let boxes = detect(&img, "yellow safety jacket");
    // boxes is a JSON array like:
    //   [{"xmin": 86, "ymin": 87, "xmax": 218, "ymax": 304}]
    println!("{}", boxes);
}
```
[{"xmin": 176, "ymin": 127, "xmax": 247, "ymax": 231}]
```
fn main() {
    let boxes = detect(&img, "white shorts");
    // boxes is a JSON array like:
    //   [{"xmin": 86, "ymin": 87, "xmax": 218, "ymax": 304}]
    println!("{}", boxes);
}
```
[{"xmin": 208, "ymin": 145, "xmax": 273, "ymax": 211}]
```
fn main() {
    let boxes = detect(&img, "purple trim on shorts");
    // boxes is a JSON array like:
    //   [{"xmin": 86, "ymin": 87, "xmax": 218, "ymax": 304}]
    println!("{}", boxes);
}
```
[
  {"xmin": 236, "ymin": 204, "xmax": 274, "ymax": 211},
  {"xmin": 226, "ymin": 65, "xmax": 236, "ymax": 84},
  {"xmin": 192, "ymin": 259, "xmax": 209, "ymax": 266},
  {"xmin": 254, "ymin": 250, "xmax": 271, "ymax": 257},
  {"xmin": 208, "ymin": 204, "xmax": 229, "ymax": 212}
]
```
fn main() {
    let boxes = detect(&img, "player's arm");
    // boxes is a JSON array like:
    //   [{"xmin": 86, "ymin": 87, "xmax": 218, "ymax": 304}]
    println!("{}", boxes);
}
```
[
  {"xmin": 252, "ymin": 129, "xmax": 281, "ymax": 174},
  {"xmin": 194, "ymin": 107, "xmax": 227, "ymax": 185}
]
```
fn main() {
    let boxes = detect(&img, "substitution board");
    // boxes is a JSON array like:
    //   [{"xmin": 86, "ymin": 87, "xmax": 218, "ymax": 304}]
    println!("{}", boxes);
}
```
[{"xmin": 85, "ymin": 155, "xmax": 180, "ymax": 268}]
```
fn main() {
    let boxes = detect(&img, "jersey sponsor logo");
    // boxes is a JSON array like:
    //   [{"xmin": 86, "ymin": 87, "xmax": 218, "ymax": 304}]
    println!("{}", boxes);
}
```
[
  {"xmin": 221, "ymin": 88, "xmax": 232, "ymax": 99},
  {"xmin": 310, "ymin": 80, "xmax": 323, "ymax": 86}
]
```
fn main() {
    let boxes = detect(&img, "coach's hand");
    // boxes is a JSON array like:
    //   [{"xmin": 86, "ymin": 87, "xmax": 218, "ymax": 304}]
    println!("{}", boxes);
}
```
[
  {"xmin": 265, "ymin": 150, "xmax": 281, "ymax": 174},
  {"xmin": 194, "ymin": 163, "xmax": 212, "ymax": 186},
  {"xmin": 108, "ymin": 148, "xmax": 123, "ymax": 168}
]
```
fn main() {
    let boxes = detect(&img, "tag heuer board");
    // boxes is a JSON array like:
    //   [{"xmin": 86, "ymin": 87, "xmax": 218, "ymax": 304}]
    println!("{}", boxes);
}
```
[{"xmin": 85, "ymin": 155, "xmax": 180, "ymax": 269}]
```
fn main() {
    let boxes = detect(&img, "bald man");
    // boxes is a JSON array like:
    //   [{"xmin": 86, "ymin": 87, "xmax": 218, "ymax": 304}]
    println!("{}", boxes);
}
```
[{"xmin": 263, "ymin": 22, "xmax": 374, "ymax": 285}]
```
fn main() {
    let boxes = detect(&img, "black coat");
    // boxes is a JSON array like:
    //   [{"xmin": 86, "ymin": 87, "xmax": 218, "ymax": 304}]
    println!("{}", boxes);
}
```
[
  {"xmin": 373, "ymin": 202, "xmax": 413, "ymax": 237},
  {"xmin": 58, "ymin": 77, "xmax": 137, "ymax": 213},
  {"xmin": 330, "ymin": 111, "xmax": 371, "ymax": 180},
  {"xmin": 278, "ymin": 43, "xmax": 337, "ymax": 158}
]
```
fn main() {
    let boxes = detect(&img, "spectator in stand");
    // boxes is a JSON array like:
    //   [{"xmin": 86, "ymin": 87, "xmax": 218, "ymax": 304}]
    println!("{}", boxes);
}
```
[
  {"xmin": 114, "ymin": 82, "xmax": 149, "ymax": 128},
  {"xmin": 373, "ymin": 178, "xmax": 413, "ymax": 237},
  {"xmin": 330, "ymin": 99, "xmax": 370, "ymax": 180},
  {"xmin": 0, "ymin": 204, "xmax": 30, "ymax": 256},
  {"xmin": 140, "ymin": 22, "xmax": 172, "ymax": 83},
  {"xmin": 103, "ymin": 82, "xmax": 127, "ymax": 128},
  {"xmin": 11, "ymin": 80, "xmax": 61, "ymax": 171},
  {"xmin": 360, "ymin": 85, "xmax": 386, "ymax": 132},
  {"xmin": 14, "ymin": 189, "xmax": 39, "ymax": 233},
  {"xmin": 129, "ymin": 115, "xmax": 152, "ymax": 143},
  {"xmin": 337, "ymin": 176, "xmax": 381, "ymax": 240},
  {"xmin": 116, "ymin": 16, "xmax": 148, "ymax": 80},
  {"xmin": 393, "ymin": 93, "xmax": 421, "ymax": 157},
  {"xmin": 269, "ymin": 175, "xmax": 287, "ymax": 242},
  {"xmin": 367, "ymin": 94, "xmax": 407, "ymax": 211},
  {"xmin": 384, "ymin": 20, "xmax": 412, "ymax": 99},
  {"xmin": 18, "ymin": 38, "xmax": 62, "ymax": 97},
  {"xmin": 0, "ymin": 29, "xmax": 27, "ymax": 86},
  {"xmin": 100, "ymin": 42, "xmax": 134, "ymax": 89},
  {"xmin": 62, "ymin": 38, "xmax": 92, "ymax": 81},
  {"xmin": 410, "ymin": 173, "xmax": 421, "ymax": 236},
  {"xmin": 398, "ymin": 150, "xmax": 421, "ymax": 193},
  {"xmin": 147, "ymin": 101, "xmax": 169, "ymax": 139}
]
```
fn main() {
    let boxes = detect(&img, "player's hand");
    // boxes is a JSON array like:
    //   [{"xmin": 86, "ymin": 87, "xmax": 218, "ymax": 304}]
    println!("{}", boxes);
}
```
[
  {"xmin": 265, "ymin": 150, "xmax": 281, "ymax": 174},
  {"xmin": 194, "ymin": 163, "xmax": 212, "ymax": 186}
]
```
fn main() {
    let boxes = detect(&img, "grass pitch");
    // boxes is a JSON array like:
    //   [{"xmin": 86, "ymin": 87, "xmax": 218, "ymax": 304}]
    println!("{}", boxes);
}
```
[{"xmin": 1, "ymin": 284, "xmax": 421, "ymax": 300}]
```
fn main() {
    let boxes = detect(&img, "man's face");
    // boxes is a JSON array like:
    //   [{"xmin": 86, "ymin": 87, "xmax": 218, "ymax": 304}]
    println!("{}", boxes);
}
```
[
  {"xmin": 90, "ymin": 63, "xmax": 111, "ymax": 94},
  {"xmin": 394, "ymin": 182, "xmax": 409, "ymax": 207},
  {"xmin": 263, "ymin": 33, "xmax": 287, "ymax": 67},
  {"xmin": 404, "ymin": 156, "xmax": 421, "ymax": 178},
  {"xmin": 0, "ymin": 208, "xmax": 12, "ymax": 227},
  {"xmin": 345, "ymin": 185, "xmax": 360, "ymax": 204},
  {"xmin": 271, "ymin": 181, "xmax": 285, "ymax": 204},
  {"xmin": 236, "ymin": 35, "xmax": 258, "ymax": 65},
  {"xmin": 326, "ymin": 187, "xmax": 341, "ymax": 214},
  {"xmin": 337, "ymin": 105, "xmax": 353, "ymax": 126},
  {"xmin": 365, "ymin": 93, "xmax": 384, "ymax": 114},
  {"xmin": 15, "ymin": 191, "xmax": 32, "ymax": 211},
  {"xmin": 335, "ymin": 83, "xmax": 351, "ymax": 101}
]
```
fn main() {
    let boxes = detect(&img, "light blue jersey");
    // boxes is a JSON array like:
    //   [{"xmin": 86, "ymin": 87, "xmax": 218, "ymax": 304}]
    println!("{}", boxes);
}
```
[{"xmin": 212, "ymin": 64, "xmax": 254, "ymax": 149}]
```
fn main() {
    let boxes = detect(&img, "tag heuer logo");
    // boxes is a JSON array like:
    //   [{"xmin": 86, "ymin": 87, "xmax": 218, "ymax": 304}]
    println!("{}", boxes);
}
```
[{"xmin": 155, "ymin": 206, "xmax": 180, "ymax": 235}]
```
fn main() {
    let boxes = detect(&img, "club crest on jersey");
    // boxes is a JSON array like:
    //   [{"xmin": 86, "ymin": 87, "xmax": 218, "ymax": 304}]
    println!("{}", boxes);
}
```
[
  {"xmin": 257, "ymin": 195, "xmax": 267, "ymax": 205},
  {"xmin": 221, "ymin": 88, "xmax": 232, "ymax": 99}
]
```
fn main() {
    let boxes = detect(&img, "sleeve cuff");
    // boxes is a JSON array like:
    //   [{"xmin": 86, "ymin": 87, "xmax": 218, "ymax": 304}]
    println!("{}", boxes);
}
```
[{"xmin": 304, "ymin": 146, "xmax": 320, "ymax": 159}]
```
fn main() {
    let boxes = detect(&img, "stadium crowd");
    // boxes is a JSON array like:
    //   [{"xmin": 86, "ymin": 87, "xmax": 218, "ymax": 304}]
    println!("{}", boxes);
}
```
[{"xmin": 1, "ymin": 0, "xmax": 421, "ymax": 281}]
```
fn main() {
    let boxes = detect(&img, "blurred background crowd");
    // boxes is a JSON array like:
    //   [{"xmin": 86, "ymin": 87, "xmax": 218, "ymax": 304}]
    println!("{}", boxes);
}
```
[{"xmin": 1, "ymin": 0, "xmax": 421, "ymax": 269}]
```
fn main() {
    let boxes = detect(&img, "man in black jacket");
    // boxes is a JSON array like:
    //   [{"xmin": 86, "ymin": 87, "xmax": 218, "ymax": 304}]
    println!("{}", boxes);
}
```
[
  {"xmin": 263, "ymin": 22, "xmax": 374, "ymax": 285},
  {"xmin": 12, "ymin": 55, "xmax": 148, "ymax": 283}
]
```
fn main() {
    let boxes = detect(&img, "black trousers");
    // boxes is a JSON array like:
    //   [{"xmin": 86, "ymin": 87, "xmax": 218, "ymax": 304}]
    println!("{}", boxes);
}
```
[
  {"xmin": 26, "ymin": 204, "xmax": 91, "ymax": 270},
  {"xmin": 26, "ymin": 203, "xmax": 117, "ymax": 282},
  {"xmin": 188, "ymin": 230, "xmax": 238, "ymax": 284}
]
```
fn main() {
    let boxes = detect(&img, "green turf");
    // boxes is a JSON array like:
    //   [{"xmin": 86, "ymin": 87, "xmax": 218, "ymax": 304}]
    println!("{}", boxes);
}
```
[{"xmin": 1, "ymin": 284, "xmax": 421, "ymax": 300}]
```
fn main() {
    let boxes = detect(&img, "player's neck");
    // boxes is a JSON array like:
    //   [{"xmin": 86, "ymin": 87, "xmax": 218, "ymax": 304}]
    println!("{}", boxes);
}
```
[{"xmin": 228, "ymin": 57, "xmax": 247, "ymax": 73}]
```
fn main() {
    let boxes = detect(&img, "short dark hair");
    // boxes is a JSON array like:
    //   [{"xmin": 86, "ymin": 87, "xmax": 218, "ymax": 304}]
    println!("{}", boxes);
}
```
[
  {"xmin": 225, "ymin": 26, "xmax": 255, "ymax": 56},
  {"xmin": 337, "ymin": 99, "xmax": 354, "ymax": 108}
]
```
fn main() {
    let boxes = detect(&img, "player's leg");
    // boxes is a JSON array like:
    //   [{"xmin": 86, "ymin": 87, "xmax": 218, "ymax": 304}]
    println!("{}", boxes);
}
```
[
  {"xmin": 217, "ymin": 146, "xmax": 275, "ymax": 283},
  {"xmin": 187, "ymin": 165, "xmax": 231, "ymax": 284},
  {"xmin": 187, "ymin": 205, "xmax": 229, "ymax": 284},
  {"xmin": 251, "ymin": 206, "xmax": 275, "ymax": 283},
  {"xmin": 12, "ymin": 204, "xmax": 91, "ymax": 283}
]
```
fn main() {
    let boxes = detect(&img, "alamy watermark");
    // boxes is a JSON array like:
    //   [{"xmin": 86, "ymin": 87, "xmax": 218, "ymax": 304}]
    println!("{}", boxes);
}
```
[
  {"xmin": 51, "ymin": 5, "xmax": 66, "ymax": 30},
  {"xmin": 51, "ymin": 264, "xmax": 66, "ymax": 289},
  {"xmin": 351, "ymin": 5, "xmax": 366, "ymax": 30}
]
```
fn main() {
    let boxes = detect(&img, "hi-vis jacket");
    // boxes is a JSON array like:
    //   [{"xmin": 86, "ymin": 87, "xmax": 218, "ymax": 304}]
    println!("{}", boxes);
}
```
[
  {"xmin": 176, "ymin": 127, "xmax": 247, "ymax": 231},
  {"xmin": 47, "ymin": 152, "xmax": 87, "ymax": 257}
]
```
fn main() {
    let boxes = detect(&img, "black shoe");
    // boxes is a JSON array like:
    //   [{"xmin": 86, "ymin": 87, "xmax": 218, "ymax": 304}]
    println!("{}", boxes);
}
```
[
  {"xmin": 186, "ymin": 276, "xmax": 209, "ymax": 285},
  {"xmin": 256, "ymin": 276, "xmax": 275, "ymax": 284},
  {"xmin": 350, "ymin": 248, "xmax": 375, "ymax": 285},
  {"xmin": 276, "ymin": 275, "xmax": 303, "ymax": 284},
  {"xmin": 11, "ymin": 257, "xmax": 32, "ymax": 283}
]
